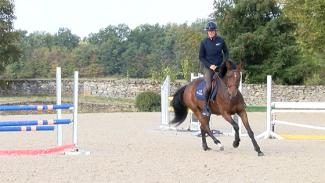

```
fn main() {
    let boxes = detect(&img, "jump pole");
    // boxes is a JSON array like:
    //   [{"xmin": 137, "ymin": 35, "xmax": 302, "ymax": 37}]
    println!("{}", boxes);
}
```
[
  {"xmin": 0, "ymin": 126, "xmax": 55, "ymax": 132},
  {"xmin": 56, "ymin": 67, "xmax": 62, "ymax": 146},
  {"xmin": 73, "ymin": 71, "xmax": 78, "ymax": 145},
  {"xmin": 0, "ymin": 119, "xmax": 72, "ymax": 126},
  {"xmin": 256, "ymin": 75, "xmax": 283, "ymax": 139},
  {"xmin": 65, "ymin": 70, "xmax": 89, "ymax": 155},
  {"xmin": 57, "ymin": 68, "xmax": 80, "ymax": 147},
  {"xmin": 0, "ymin": 67, "xmax": 82, "ymax": 155},
  {"xmin": 0, "ymin": 104, "xmax": 73, "ymax": 111}
]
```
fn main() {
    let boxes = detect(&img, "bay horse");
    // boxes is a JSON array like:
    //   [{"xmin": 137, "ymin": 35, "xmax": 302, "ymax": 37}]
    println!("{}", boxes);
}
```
[{"xmin": 170, "ymin": 61, "xmax": 264, "ymax": 156}]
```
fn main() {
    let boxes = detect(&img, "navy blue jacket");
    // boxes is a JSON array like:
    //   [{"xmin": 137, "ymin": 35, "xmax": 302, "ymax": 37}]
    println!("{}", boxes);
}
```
[{"xmin": 199, "ymin": 36, "xmax": 229, "ymax": 68}]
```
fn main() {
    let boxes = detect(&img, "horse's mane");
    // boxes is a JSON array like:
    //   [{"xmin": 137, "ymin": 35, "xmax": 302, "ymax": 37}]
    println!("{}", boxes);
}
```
[{"xmin": 219, "ymin": 60, "xmax": 237, "ymax": 78}]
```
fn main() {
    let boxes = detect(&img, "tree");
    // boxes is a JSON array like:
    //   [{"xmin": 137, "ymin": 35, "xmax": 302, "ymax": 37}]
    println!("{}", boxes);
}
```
[
  {"xmin": 156, "ymin": 23, "xmax": 202, "ymax": 81},
  {"xmin": 122, "ymin": 24, "xmax": 167, "ymax": 78},
  {"xmin": 280, "ymin": 0, "xmax": 325, "ymax": 85},
  {"xmin": 54, "ymin": 28, "xmax": 80, "ymax": 49},
  {"xmin": 72, "ymin": 43, "xmax": 104, "ymax": 77},
  {"xmin": 4, "ymin": 30, "xmax": 79, "ymax": 78},
  {"xmin": 280, "ymin": 0, "xmax": 325, "ymax": 53},
  {"xmin": 213, "ymin": 0, "xmax": 311, "ymax": 84},
  {"xmin": 87, "ymin": 24, "xmax": 130, "ymax": 45},
  {"xmin": 86, "ymin": 24, "xmax": 130, "ymax": 76},
  {"xmin": 172, "ymin": 22, "xmax": 206, "ymax": 80},
  {"xmin": 0, "ymin": 0, "xmax": 20, "ymax": 73}
]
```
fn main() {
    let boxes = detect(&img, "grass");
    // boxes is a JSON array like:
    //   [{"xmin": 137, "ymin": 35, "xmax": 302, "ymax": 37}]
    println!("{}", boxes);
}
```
[{"xmin": 245, "ymin": 105, "xmax": 267, "ymax": 112}]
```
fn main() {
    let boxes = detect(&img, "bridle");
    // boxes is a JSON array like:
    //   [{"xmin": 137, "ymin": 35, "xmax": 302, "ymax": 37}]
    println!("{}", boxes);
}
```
[{"xmin": 225, "ymin": 71, "xmax": 240, "ymax": 98}]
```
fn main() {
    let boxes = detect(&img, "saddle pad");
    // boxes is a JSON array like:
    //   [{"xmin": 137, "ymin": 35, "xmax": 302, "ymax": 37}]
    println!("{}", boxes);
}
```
[
  {"xmin": 195, "ymin": 79, "xmax": 219, "ymax": 101},
  {"xmin": 195, "ymin": 80, "xmax": 206, "ymax": 100}
]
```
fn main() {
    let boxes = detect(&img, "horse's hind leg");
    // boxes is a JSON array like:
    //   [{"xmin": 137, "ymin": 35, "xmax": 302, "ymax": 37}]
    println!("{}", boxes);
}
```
[
  {"xmin": 222, "ymin": 113, "xmax": 240, "ymax": 148},
  {"xmin": 239, "ymin": 110, "xmax": 264, "ymax": 156},
  {"xmin": 200, "ymin": 128, "xmax": 210, "ymax": 151},
  {"xmin": 196, "ymin": 112, "xmax": 224, "ymax": 151},
  {"xmin": 203, "ymin": 124, "xmax": 224, "ymax": 151}
]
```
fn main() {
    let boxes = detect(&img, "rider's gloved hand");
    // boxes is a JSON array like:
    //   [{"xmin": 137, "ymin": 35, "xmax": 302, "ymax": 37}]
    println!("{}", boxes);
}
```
[{"xmin": 210, "ymin": 65, "xmax": 217, "ymax": 71}]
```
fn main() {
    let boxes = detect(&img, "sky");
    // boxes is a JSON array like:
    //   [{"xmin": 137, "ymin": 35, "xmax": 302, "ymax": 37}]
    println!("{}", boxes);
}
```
[{"xmin": 14, "ymin": 0, "xmax": 215, "ymax": 38}]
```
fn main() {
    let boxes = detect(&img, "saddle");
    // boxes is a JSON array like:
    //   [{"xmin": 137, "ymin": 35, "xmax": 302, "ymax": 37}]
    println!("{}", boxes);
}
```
[{"xmin": 195, "ymin": 73, "xmax": 220, "ymax": 101}]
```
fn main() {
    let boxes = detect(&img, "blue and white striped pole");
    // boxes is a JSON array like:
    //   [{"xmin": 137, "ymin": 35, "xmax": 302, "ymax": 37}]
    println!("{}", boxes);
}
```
[
  {"xmin": 0, "ymin": 126, "xmax": 55, "ymax": 132},
  {"xmin": 0, "ymin": 119, "xmax": 71, "ymax": 127},
  {"xmin": 0, "ymin": 104, "xmax": 73, "ymax": 111}
]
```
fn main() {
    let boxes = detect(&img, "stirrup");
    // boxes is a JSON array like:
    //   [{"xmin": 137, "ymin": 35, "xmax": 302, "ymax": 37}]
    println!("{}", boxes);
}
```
[{"xmin": 202, "ymin": 105, "xmax": 211, "ymax": 117}]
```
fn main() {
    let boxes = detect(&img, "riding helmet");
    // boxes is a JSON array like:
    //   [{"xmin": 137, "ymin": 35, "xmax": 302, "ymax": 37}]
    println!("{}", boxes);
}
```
[{"xmin": 205, "ymin": 21, "xmax": 218, "ymax": 31}]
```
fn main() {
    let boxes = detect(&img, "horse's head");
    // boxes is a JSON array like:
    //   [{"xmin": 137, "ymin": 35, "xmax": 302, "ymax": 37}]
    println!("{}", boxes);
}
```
[{"xmin": 223, "ymin": 61, "xmax": 242, "ymax": 98}]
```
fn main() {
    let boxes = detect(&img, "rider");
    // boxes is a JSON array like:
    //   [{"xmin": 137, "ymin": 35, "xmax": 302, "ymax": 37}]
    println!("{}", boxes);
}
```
[{"xmin": 199, "ymin": 21, "xmax": 229, "ymax": 117}]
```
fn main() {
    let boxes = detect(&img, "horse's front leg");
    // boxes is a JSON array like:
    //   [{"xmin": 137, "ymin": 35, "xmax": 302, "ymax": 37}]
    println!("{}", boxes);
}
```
[
  {"xmin": 222, "ymin": 113, "xmax": 240, "ymax": 148},
  {"xmin": 196, "ymin": 112, "xmax": 224, "ymax": 151},
  {"xmin": 238, "ymin": 110, "xmax": 264, "ymax": 156}
]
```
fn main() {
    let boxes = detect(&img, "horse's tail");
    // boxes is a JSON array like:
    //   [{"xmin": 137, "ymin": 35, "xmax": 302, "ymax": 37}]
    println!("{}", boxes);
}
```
[{"xmin": 170, "ymin": 85, "xmax": 188, "ymax": 126}]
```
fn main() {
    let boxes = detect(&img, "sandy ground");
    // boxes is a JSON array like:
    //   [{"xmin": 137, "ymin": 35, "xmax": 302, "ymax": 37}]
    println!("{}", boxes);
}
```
[{"xmin": 0, "ymin": 112, "xmax": 325, "ymax": 183}]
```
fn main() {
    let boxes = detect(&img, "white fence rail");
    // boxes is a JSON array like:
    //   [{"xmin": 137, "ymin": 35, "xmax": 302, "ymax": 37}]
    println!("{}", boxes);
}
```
[{"xmin": 257, "ymin": 75, "xmax": 325, "ymax": 140}]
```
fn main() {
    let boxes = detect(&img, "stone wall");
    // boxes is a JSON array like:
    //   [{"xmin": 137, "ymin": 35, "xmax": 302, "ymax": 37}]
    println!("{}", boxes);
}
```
[
  {"xmin": 1, "ymin": 79, "xmax": 325, "ymax": 105},
  {"xmin": 241, "ymin": 84, "xmax": 325, "ymax": 105}
]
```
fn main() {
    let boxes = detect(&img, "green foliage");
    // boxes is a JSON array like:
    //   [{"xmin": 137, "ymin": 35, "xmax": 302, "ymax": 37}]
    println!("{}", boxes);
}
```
[
  {"xmin": 54, "ymin": 28, "xmax": 80, "ymax": 49},
  {"xmin": 213, "ymin": 0, "xmax": 316, "ymax": 84},
  {"xmin": 3, "ymin": 19, "xmax": 207, "ymax": 80},
  {"xmin": 135, "ymin": 91, "xmax": 161, "ymax": 112},
  {"xmin": 169, "ymin": 24, "xmax": 204, "ymax": 77},
  {"xmin": 72, "ymin": 44, "xmax": 105, "ymax": 77},
  {"xmin": 0, "ymin": 0, "xmax": 20, "ymax": 73},
  {"xmin": 301, "ymin": 51, "xmax": 325, "ymax": 85},
  {"xmin": 151, "ymin": 66, "xmax": 178, "ymax": 81},
  {"xmin": 2, "ymin": 0, "xmax": 324, "ymax": 85},
  {"xmin": 280, "ymin": 0, "xmax": 325, "ymax": 85},
  {"xmin": 160, "ymin": 66, "xmax": 177, "ymax": 81},
  {"xmin": 180, "ymin": 59, "xmax": 191, "ymax": 81},
  {"xmin": 304, "ymin": 73, "xmax": 322, "ymax": 85},
  {"xmin": 280, "ymin": 0, "xmax": 325, "ymax": 53},
  {"xmin": 87, "ymin": 24, "xmax": 130, "ymax": 76}
]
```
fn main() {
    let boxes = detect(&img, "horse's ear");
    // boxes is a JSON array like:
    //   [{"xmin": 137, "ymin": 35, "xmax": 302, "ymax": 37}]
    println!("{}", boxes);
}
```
[
  {"xmin": 237, "ymin": 60, "xmax": 244, "ymax": 72},
  {"xmin": 226, "ymin": 60, "xmax": 232, "ymax": 70},
  {"xmin": 237, "ymin": 63, "xmax": 242, "ymax": 72}
]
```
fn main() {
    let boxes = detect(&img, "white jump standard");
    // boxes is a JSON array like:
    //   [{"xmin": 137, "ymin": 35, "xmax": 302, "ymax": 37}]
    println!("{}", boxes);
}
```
[
  {"xmin": 257, "ymin": 75, "xmax": 325, "ymax": 140},
  {"xmin": 0, "ymin": 67, "xmax": 88, "ymax": 155}
]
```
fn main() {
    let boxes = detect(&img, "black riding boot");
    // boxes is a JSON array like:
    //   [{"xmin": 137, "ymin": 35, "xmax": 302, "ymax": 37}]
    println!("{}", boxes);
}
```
[{"xmin": 202, "ymin": 95, "xmax": 211, "ymax": 117}]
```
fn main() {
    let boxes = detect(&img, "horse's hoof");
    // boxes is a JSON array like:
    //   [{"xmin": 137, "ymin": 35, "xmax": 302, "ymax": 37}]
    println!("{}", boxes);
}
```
[
  {"xmin": 219, "ymin": 146, "xmax": 224, "ymax": 151},
  {"xmin": 203, "ymin": 147, "xmax": 211, "ymax": 151},
  {"xmin": 233, "ymin": 141, "xmax": 240, "ymax": 148},
  {"xmin": 258, "ymin": 152, "xmax": 264, "ymax": 156},
  {"xmin": 217, "ymin": 144, "xmax": 224, "ymax": 151}
]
